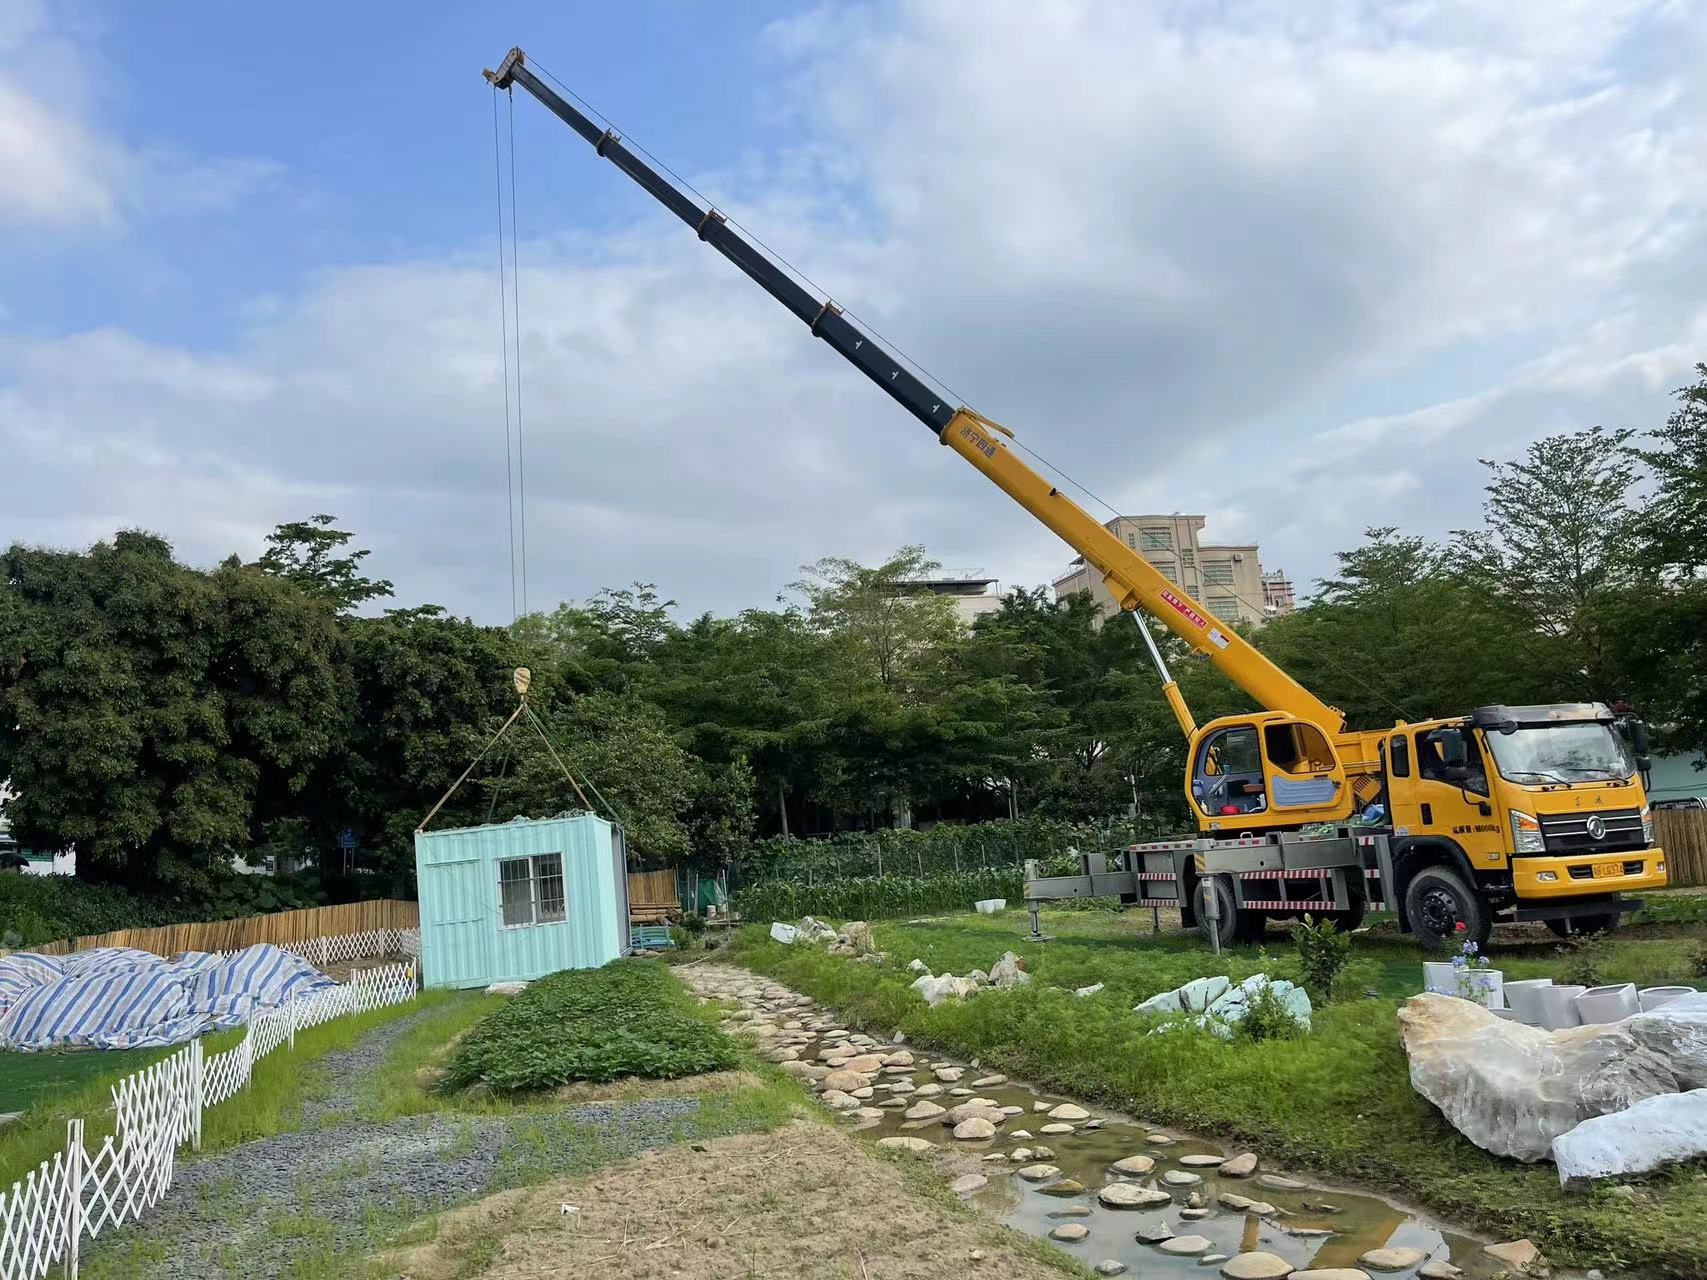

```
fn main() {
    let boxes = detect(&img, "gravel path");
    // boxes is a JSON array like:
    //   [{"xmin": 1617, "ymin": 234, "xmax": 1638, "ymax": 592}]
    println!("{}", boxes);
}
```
[{"xmin": 83, "ymin": 1013, "xmax": 720, "ymax": 1280}]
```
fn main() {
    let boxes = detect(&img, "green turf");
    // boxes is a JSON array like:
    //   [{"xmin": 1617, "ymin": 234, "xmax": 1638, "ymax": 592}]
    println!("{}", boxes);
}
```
[
  {"xmin": 0, "ymin": 1045, "xmax": 167, "ymax": 1114},
  {"xmin": 729, "ymin": 899, "xmax": 1707, "ymax": 1278}
]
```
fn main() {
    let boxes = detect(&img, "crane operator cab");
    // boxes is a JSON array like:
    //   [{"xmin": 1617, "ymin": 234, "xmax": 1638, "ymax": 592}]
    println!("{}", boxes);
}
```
[{"xmin": 1188, "ymin": 711, "xmax": 1352, "ymax": 833}]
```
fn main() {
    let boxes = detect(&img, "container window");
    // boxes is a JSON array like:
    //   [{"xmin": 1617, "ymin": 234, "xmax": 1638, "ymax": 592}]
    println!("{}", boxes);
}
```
[{"xmin": 497, "ymin": 852, "xmax": 567, "ymax": 927}]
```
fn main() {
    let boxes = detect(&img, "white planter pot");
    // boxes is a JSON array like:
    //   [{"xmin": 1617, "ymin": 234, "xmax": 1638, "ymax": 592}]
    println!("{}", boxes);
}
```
[
  {"xmin": 974, "ymin": 898, "xmax": 1007, "ymax": 915},
  {"xmin": 1535, "ymin": 984, "xmax": 1587, "ymax": 1029},
  {"xmin": 1574, "ymin": 983, "xmax": 1640, "ymax": 1025},
  {"xmin": 1422, "ymin": 962, "xmax": 1457, "ymax": 995},
  {"xmin": 1638, "ymin": 985, "xmax": 1696, "ymax": 1013},
  {"xmin": 1503, "ymin": 978, "xmax": 1555, "ymax": 1026}
]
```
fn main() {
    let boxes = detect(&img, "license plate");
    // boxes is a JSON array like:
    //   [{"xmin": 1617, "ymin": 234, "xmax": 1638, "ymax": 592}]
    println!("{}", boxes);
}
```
[{"xmin": 1592, "ymin": 860, "xmax": 1621, "ymax": 880}]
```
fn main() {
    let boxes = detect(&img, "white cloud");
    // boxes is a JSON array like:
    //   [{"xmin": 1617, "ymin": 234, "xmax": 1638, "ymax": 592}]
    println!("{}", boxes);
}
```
[{"xmin": 2, "ymin": 0, "xmax": 1705, "ymax": 620}]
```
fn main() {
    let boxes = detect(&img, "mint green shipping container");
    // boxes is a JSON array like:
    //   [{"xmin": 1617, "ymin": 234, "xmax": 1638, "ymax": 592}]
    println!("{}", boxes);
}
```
[{"xmin": 414, "ymin": 814, "xmax": 629, "ymax": 989}]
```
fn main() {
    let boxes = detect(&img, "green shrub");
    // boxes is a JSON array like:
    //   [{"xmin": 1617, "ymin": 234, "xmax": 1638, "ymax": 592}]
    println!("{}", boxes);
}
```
[
  {"xmin": 0, "ymin": 876, "xmax": 173, "ymax": 949},
  {"xmin": 445, "ymin": 959, "xmax": 739, "ymax": 1091},
  {"xmin": 1558, "ymin": 934, "xmax": 1612, "ymax": 988},
  {"xmin": 1291, "ymin": 914, "xmax": 1354, "ymax": 1002},
  {"xmin": 1235, "ymin": 981, "xmax": 1306, "ymax": 1043},
  {"xmin": 733, "ymin": 868, "xmax": 1023, "ymax": 922}
]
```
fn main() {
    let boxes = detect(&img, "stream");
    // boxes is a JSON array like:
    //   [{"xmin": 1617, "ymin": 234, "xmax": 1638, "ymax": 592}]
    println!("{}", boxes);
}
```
[{"xmin": 684, "ymin": 962, "xmax": 1514, "ymax": 1280}]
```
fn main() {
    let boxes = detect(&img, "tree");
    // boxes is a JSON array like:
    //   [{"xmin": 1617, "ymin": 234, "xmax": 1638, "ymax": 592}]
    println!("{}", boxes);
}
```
[
  {"xmin": 0, "ymin": 532, "xmax": 342, "ymax": 888},
  {"xmin": 1634, "ymin": 363, "xmax": 1707, "ymax": 577},
  {"xmin": 793, "ymin": 546, "xmax": 960, "ymax": 695},
  {"xmin": 255, "ymin": 514, "xmax": 393, "ymax": 613}
]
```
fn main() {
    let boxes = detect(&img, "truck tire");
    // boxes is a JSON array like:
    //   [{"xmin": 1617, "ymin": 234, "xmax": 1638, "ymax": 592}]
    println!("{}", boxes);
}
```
[
  {"xmin": 1196, "ymin": 875, "xmax": 1243, "ymax": 949},
  {"xmin": 1320, "ymin": 889, "xmax": 1368, "ymax": 934},
  {"xmin": 1544, "ymin": 912, "xmax": 1622, "ymax": 939},
  {"xmin": 1404, "ymin": 865, "xmax": 1490, "ymax": 952}
]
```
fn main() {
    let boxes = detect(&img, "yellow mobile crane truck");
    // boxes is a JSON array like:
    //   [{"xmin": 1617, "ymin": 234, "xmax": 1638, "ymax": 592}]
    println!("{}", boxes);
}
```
[{"xmin": 487, "ymin": 48, "xmax": 1668, "ymax": 950}]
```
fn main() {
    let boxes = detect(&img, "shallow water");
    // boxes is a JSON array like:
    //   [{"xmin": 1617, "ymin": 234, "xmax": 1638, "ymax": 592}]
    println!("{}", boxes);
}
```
[{"xmin": 689, "ymin": 965, "xmax": 1510, "ymax": 1279}]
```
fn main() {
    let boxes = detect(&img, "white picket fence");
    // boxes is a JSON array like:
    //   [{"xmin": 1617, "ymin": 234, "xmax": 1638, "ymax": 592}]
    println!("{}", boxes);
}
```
[
  {"xmin": 0, "ymin": 959, "xmax": 418, "ymax": 1280},
  {"xmin": 266, "ymin": 926, "xmax": 420, "ymax": 968}
]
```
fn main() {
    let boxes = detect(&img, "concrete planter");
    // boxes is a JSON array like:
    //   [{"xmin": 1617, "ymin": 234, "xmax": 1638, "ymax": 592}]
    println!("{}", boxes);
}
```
[
  {"xmin": 973, "ymin": 898, "xmax": 1007, "ymax": 915},
  {"xmin": 1534, "ymin": 983, "xmax": 1588, "ymax": 1029},
  {"xmin": 1503, "ymin": 977, "xmax": 1556, "ymax": 1026},
  {"xmin": 1574, "ymin": 983, "xmax": 1640, "ymax": 1025},
  {"xmin": 1422, "ymin": 962, "xmax": 1456, "ymax": 995},
  {"xmin": 1637, "ymin": 985, "xmax": 1696, "ymax": 1013}
]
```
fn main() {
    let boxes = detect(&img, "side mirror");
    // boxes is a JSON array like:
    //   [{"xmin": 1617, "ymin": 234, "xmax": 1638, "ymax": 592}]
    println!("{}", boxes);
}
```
[
  {"xmin": 1438, "ymin": 728, "xmax": 1468, "ymax": 768},
  {"xmin": 1631, "ymin": 718, "xmax": 1651, "ymax": 755}
]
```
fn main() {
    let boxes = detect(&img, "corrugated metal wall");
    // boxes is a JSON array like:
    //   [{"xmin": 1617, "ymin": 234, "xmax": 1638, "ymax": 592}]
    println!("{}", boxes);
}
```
[{"xmin": 414, "ymin": 814, "xmax": 623, "ymax": 989}]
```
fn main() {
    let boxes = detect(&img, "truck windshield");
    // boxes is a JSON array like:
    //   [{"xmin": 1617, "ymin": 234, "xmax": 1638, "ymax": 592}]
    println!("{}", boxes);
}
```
[{"xmin": 1483, "ymin": 722, "xmax": 1636, "ymax": 784}]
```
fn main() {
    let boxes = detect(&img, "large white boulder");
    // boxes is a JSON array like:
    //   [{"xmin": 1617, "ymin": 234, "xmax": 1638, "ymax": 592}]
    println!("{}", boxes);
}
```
[
  {"xmin": 911, "ymin": 973, "xmax": 979, "ymax": 1007},
  {"xmin": 1552, "ymin": 1087, "xmax": 1707, "ymax": 1184},
  {"xmin": 769, "ymin": 922, "xmax": 799, "ymax": 944},
  {"xmin": 1626, "ymin": 992, "xmax": 1707, "ymax": 1089},
  {"xmin": 1208, "ymin": 974, "xmax": 1312, "ymax": 1032},
  {"xmin": 1397, "ymin": 993, "xmax": 1678, "ymax": 1160},
  {"xmin": 989, "ymin": 951, "xmax": 1032, "ymax": 989}
]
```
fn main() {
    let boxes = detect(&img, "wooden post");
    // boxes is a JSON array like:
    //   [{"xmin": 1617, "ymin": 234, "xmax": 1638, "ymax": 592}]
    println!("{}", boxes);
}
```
[{"xmin": 777, "ymin": 776, "xmax": 790, "ymax": 838}]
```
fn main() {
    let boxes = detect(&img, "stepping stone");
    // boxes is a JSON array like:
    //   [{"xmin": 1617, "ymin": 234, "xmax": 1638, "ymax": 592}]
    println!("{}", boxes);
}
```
[
  {"xmin": 1010, "ymin": 1147, "xmax": 1034, "ymax": 1162},
  {"xmin": 1110, "ymin": 1155, "xmax": 1156, "ymax": 1175},
  {"xmin": 876, "ymin": 1136, "xmax": 932, "ymax": 1153},
  {"xmin": 950, "ymin": 1174, "xmax": 988, "ymax": 1195},
  {"xmin": 1040, "ymin": 1123, "xmax": 1076, "ymax": 1135},
  {"xmin": 949, "ymin": 1088, "xmax": 974, "ymax": 1097},
  {"xmin": 883, "ymin": 1050, "xmax": 915, "ymax": 1066},
  {"xmin": 905, "ymin": 1101, "xmax": 946, "ymax": 1120},
  {"xmin": 1034, "ymin": 1100, "xmax": 1054, "ymax": 1112},
  {"xmin": 1098, "ymin": 1182, "xmax": 1172, "ymax": 1209},
  {"xmin": 1245, "ymin": 1202, "xmax": 1279, "ymax": 1216},
  {"xmin": 1001, "ymin": 1105, "xmax": 1024, "ymax": 1116},
  {"xmin": 1009, "ymin": 1129, "xmax": 1033, "ymax": 1140},
  {"xmin": 1180, "ymin": 1207, "xmax": 1211, "ymax": 1219},
  {"xmin": 1162, "ymin": 1170, "xmax": 1203, "ymax": 1187},
  {"xmin": 1094, "ymin": 1263, "xmax": 1128, "ymax": 1276},
  {"xmin": 1147, "ymin": 1134, "xmax": 1176, "ymax": 1145},
  {"xmin": 1220, "ymin": 1153, "xmax": 1259, "ymax": 1177},
  {"xmin": 1049, "ymin": 1223, "xmax": 1090, "ymax": 1243},
  {"xmin": 982, "ymin": 1153, "xmax": 1009, "ymax": 1162},
  {"xmin": 1133, "ymin": 1222, "xmax": 1175, "ymax": 1243},
  {"xmin": 1220, "ymin": 1253, "xmax": 1295, "ymax": 1279},
  {"xmin": 1016, "ymin": 1164, "xmax": 1061, "ymax": 1181},
  {"xmin": 954, "ymin": 1117, "xmax": 997, "ymax": 1140},
  {"xmin": 1179, "ymin": 1154, "xmax": 1226, "ymax": 1167},
  {"xmin": 973, "ymin": 1074, "xmax": 1008, "ymax": 1087},
  {"xmin": 1219, "ymin": 1193, "xmax": 1254, "ymax": 1211},
  {"xmin": 877, "ymin": 1097, "xmax": 908, "ymax": 1110},
  {"xmin": 913, "ymin": 1083, "xmax": 944, "ymax": 1098},
  {"xmin": 1417, "ymin": 1264, "xmax": 1462, "ymax": 1280},
  {"xmin": 1032, "ymin": 1146, "xmax": 1056, "ymax": 1159},
  {"xmin": 848, "ymin": 1107, "xmax": 885, "ymax": 1121},
  {"xmin": 934, "ymin": 1066, "xmax": 965, "ymax": 1082},
  {"xmin": 1049, "ymin": 1103, "xmax": 1091, "ymax": 1121},
  {"xmin": 1158, "ymin": 1235, "xmax": 1214, "ymax": 1256},
  {"xmin": 1259, "ymin": 1174, "xmax": 1311, "ymax": 1191},
  {"xmin": 1038, "ymin": 1179, "xmax": 1087, "ymax": 1197},
  {"xmin": 1050, "ymin": 1206, "xmax": 1092, "ymax": 1218},
  {"xmin": 1359, "ymin": 1248, "xmax": 1428, "ymax": 1271},
  {"xmin": 888, "ymin": 1079, "xmax": 916, "ymax": 1094},
  {"xmin": 1291, "ymin": 1270, "xmax": 1374, "ymax": 1280},
  {"xmin": 1084, "ymin": 1118, "xmax": 1106, "ymax": 1130}
]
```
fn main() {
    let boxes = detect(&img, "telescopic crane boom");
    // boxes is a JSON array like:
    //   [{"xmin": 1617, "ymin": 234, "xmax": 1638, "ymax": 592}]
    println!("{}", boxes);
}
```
[{"xmin": 485, "ymin": 48, "xmax": 1344, "ymax": 744}]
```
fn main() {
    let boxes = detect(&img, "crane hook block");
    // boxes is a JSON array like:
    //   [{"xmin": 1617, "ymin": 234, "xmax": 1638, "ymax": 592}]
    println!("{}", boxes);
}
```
[{"xmin": 484, "ymin": 47, "xmax": 526, "ymax": 88}]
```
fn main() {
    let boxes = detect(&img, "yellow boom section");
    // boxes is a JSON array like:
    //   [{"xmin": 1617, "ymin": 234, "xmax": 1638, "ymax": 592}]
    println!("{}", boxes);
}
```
[{"xmin": 941, "ymin": 408, "xmax": 1347, "ymax": 736}]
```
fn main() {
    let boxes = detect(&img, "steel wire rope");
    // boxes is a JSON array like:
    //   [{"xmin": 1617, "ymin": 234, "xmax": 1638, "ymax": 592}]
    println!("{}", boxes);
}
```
[
  {"xmin": 491, "ymin": 89, "xmax": 519, "ymax": 621},
  {"xmin": 508, "ymin": 88, "xmax": 530, "ymax": 617}
]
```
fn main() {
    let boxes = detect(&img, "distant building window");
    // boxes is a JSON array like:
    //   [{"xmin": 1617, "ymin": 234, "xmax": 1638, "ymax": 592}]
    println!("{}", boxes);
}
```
[
  {"xmin": 1126, "ymin": 532, "xmax": 1137, "ymax": 549},
  {"xmin": 1203, "ymin": 560, "xmax": 1235, "ymax": 585},
  {"xmin": 1208, "ymin": 598, "xmax": 1244, "ymax": 622},
  {"xmin": 1140, "ymin": 528, "xmax": 1172, "ymax": 551},
  {"xmin": 1187, "ymin": 584, "xmax": 1201, "ymax": 598},
  {"xmin": 498, "ymin": 853, "xmax": 566, "ymax": 927},
  {"xmin": 1152, "ymin": 557, "xmax": 1177, "ymax": 582},
  {"xmin": 1181, "ymin": 549, "xmax": 1196, "ymax": 569}
]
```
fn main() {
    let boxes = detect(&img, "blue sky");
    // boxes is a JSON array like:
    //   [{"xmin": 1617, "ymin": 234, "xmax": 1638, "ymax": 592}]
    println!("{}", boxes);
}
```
[{"xmin": 3, "ymin": 1, "xmax": 1704, "ymax": 623}]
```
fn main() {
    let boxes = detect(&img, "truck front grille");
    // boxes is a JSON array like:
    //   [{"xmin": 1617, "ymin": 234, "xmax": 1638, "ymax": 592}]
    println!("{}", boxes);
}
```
[{"xmin": 1539, "ymin": 809, "xmax": 1645, "ymax": 856}]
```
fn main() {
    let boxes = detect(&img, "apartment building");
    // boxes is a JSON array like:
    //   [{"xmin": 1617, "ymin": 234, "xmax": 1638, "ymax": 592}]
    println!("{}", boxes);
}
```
[
  {"xmin": 891, "ymin": 574, "xmax": 1007, "ymax": 625},
  {"xmin": 1051, "ymin": 514, "xmax": 1272, "ymax": 626}
]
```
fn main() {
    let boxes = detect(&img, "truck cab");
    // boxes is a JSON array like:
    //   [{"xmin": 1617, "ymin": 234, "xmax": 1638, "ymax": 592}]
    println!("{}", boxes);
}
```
[{"xmin": 1383, "ymin": 702, "xmax": 1667, "ymax": 944}]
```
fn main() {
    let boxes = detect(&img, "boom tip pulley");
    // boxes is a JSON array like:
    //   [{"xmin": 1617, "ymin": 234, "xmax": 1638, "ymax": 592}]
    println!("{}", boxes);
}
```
[{"xmin": 484, "ymin": 46, "xmax": 526, "ymax": 88}]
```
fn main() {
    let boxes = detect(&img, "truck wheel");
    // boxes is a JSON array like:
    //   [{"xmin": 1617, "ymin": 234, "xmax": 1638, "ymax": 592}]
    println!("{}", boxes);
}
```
[
  {"xmin": 1404, "ymin": 865, "xmax": 1490, "ymax": 952},
  {"xmin": 1195, "ymin": 875, "xmax": 1242, "ymax": 949},
  {"xmin": 1544, "ymin": 913, "xmax": 1622, "ymax": 939},
  {"xmin": 1234, "ymin": 909, "xmax": 1270, "ymax": 943},
  {"xmin": 1320, "ymin": 891, "xmax": 1367, "ymax": 934}
]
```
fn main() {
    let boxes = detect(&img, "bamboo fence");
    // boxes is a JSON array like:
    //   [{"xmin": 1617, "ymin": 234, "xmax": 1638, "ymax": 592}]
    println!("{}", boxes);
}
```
[
  {"xmin": 1655, "ymin": 809, "xmax": 1707, "ymax": 888},
  {"xmin": 12, "ymin": 899, "xmax": 420, "ymax": 958},
  {"xmin": 626, "ymin": 868, "xmax": 680, "ymax": 923}
]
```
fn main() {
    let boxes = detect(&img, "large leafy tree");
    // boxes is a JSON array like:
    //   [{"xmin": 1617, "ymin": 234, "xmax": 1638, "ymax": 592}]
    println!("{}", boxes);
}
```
[
  {"xmin": 0, "ymin": 531, "xmax": 342, "ymax": 888},
  {"xmin": 255, "ymin": 514, "xmax": 393, "ymax": 613},
  {"xmin": 1634, "ymin": 363, "xmax": 1707, "ymax": 577}
]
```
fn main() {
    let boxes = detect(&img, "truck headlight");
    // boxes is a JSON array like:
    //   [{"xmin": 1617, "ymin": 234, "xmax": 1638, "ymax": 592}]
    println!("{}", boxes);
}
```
[
  {"xmin": 1641, "ymin": 804, "xmax": 1653, "ymax": 845},
  {"xmin": 1510, "ymin": 810, "xmax": 1544, "ymax": 854}
]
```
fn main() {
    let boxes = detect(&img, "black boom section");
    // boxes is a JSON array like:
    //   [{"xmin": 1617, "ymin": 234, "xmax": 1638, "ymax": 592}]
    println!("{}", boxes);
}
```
[{"xmin": 503, "ymin": 60, "xmax": 954, "ymax": 435}]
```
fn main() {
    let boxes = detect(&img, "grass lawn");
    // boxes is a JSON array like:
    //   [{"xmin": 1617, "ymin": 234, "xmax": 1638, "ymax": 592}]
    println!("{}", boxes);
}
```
[
  {"xmin": 0, "ymin": 1045, "xmax": 166, "ymax": 1114},
  {"xmin": 728, "ymin": 897, "xmax": 1707, "ymax": 1278}
]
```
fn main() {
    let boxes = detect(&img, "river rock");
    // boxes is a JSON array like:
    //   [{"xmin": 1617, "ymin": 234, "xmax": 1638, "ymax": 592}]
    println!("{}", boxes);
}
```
[
  {"xmin": 1158, "ymin": 1235, "xmax": 1214, "ymax": 1255},
  {"xmin": 1359, "ymin": 1247, "xmax": 1428, "ymax": 1271},
  {"xmin": 1094, "ymin": 1263, "xmax": 1127, "ymax": 1276},
  {"xmin": 1038, "ymin": 1178, "xmax": 1086, "ymax": 1196},
  {"xmin": 905, "ymin": 1100, "xmax": 947, "ymax": 1120},
  {"xmin": 778, "ymin": 1059, "xmax": 814, "ymax": 1077},
  {"xmin": 1397, "ymin": 992, "xmax": 1677, "ymax": 1160},
  {"xmin": 762, "ymin": 1045, "xmax": 800, "ymax": 1062},
  {"xmin": 1292, "ymin": 1271, "xmax": 1373, "ymax": 1280},
  {"xmin": 1098, "ymin": 1182, "xmax": 1172, "ymax": 1208},
  {"xmin": 1626, "ymin": 992, "xmax": 1707, "ymax": 1087},
  {"xmin": 820, "ymin": 1089, "xmax": 860, "ymax": 1111},
  {"xmin": 1133, "ymin": 1222, "xmax": 1175, "ymax": 1243},
  {"xmin": 934, "ymin": 1065, "xmax": 966, "ymax": 1082},
  {"xmin": 1219, "ymin": 1152, "xmax": 1259, "ymax": 1176},
  {"xmin": 1180, "ymin": 1207, "xmax": 1210, "ymax": 1219},
  {"xmin": 1032, "ymin": 1145, "xmax": 1056, "ymax": 1159},
  {"xmin": 990, "ymin": 951, "xmax": 1032, "ymax": 988},
  {"xmin": 884, "ymin": 1049, "xmax": 915, "ymax": 1066},
  {"xmin": 1016, "ymin": 1163, "xmax": 1061, "ymax": 1181},
  {"xmin": 877, "ymin": 1136, "xmax": 933, "ymax": 1153},
  {"xmin": 1040, "ymin": 1122, "xmax": 1075, "ymax": 1135},
  {"xmin": 1110, "ymin": 1155, "xmax": 1156, "ymax": 1175},
  {"xmin": 1049, "ymin": 1103, "xmax": 1091, "ymax": 1121},
  {"xmin": 973, "ymin": 1074, "xmax": 1008, "ymax": 1088},
  {"xmin": 913, "ymin": 1082, "xmax": 943, "ymax": 1098},
  {"xmin": 1483, "ymin": 1240, "xmax": 1542, "ymax": 1270},
  {"xmin": 822, "ymin": 1069, "xmax": 870, "ymax": 1092},
  {"xmin": 843, "ymin": 1053, "xmax": 885, "ymax": 1072},
  {"xmin": 1049, "ymin": 1222, "xmax": 1089, "ymax": 1242},
  {"xmin": 1417, "ymin": 1263, "xmax": 1462, "ymax": 1279},
  {"xmin": 850, "ymin": 1106, "xmax": 885, "ymax": 1121},
  {"xmin": 1162, "ymin": 1169, "xmax": 1202, "ymax": 1186},
  {"xmin": 1220, "ymin": 1254, "xmax": 1294, "ymax": 1279},
  {"xmin": 1259, "ymin": 1174, "xmax": 1310, "ymax": 1190},
  {"xmin": 946, "ymin": 1103, "xmax": 1005, "ymax": 1127},
  {"xmin": 1010, "ymin": 1147, "xmax": 1034, "ymax": 1162},
  {"xmin": 1179, "ymin": 1153, "xmax": 1226, "ymax": 1167},
  {"xmin": 888, "ymin": 1078, "xmax": 916, "ymax": 1094},
  {"xmin": 1001, "ymin": 1105, "xmax": 1024, "ymax": 1116},
  {"xmin": 1034, "ymin": 1100, "xmax": 1053, "ymax": 1112},
  {"xmin": 912, "ymin": 974, "xmax": 979, "ymax": 1007},
  {"xmin": 1552, "ymin": 1087, "xmax": 1707, "ymax": 1184},
  {"xmin": 1146, "ymin": 1133, "xmax": 1176, "ymax": 1145},
  {"xmin": 954, "ymin": 1117, "xmax": 998, "ymax": 1140},
  {"xmin": 950, "ymin": 1174, "xmax": 988, "ymax": 1194},
  {"xmin": 1218, "ymin": 1193, "xmax": 1254, "ymax": 1210}
]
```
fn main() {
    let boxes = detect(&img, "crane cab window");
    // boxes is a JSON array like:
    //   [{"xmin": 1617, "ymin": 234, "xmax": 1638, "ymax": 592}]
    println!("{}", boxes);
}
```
[
  {"xmin": 1193, "ymin": 726, "xmax": 1266, "ymax": 816},
  {"xmin": 1417, "ymin": 728, "xmax": 1488, "ymax": 795},
  {"xmin": 1263, "ymin": 722, "xmax": 1335, "ymax": 775}
]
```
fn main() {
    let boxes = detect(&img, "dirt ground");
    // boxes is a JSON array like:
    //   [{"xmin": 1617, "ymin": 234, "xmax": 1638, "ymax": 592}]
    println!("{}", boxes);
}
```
[{"xmin": 372, "ymin": 1120, "xmax": 1078, "ymax": 1280}]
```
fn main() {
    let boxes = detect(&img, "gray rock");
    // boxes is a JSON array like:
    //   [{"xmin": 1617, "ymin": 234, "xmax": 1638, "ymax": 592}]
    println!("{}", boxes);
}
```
[
  {"xmin": 1109, "ymin": 1155, "xmax": 1156, "ymax": 1175},
  {"xmin": 1398, "ymin": 993, "xmax": 1677, "ymax": 1161},
  {"xmin": 950, "ymin": 1174, "xmax": 988, "ymax": 1194},
  {"xmin": 1179, "ymin": 1154, "xmax": 1226, "ymax": 1167},
  {"xmin": 1048, "ymin": 1103, "xmax": 1091, "ymax": 1121},
  {"xmin": 953, "ymin": 1117, "xmax": 997, "ymax": 1140},
  {"xmin": 990, "ymin": 951, "xmax": 1032, "ymax": 988},
  {"xmin": 911, "ymin": 974, "xmax": 979, "ymax": 1007},
  {"xmin": 1094, "ymin": 1262, "xmax": 1127, "ymax": 1276},
  {"xmin": 1219, "ymin": 1254, "xmax": 1294, "ymax": 1279},
  {"xmin": 1626, "ymin": 993, "xmax": 1707, "ymax": 1088},
  {"xmin": 1049, "ymin": 1222, "xmax": 1090, "ymax": 1242},
  {"xmin": 1098, "ymin": 1182, "xmax": 1172, "ymax": 1208},
  {"xmin": 1258, "ymin": 1173, "xmax": 1310, "ymax": 1190},
  {"xmin": 1359, "ymin": 1247, "xmax": 1428, "ymax": 1271},
  {"xmin": 1220, "ymin": 1152, "xmax": 1259, "ymax": 1176},
  {"xmin": 1162, "ymin": 1169, "xmax": 1203, "ymax": 1186},
  {"xmin": 876, "ymin": 1135, "xmax": 933, "ymax": 1153},
  {"xmin": 1553, "ymin": 1087, "xmax": 1707, "ymax": 1184},
  {"xmin": 1016, "ymin": 1163, "xmax": 1061, "ymax": 1181},
  {"xmin": 1133, "ymin": 1221, "xmax": 1176, "ymax": 1243},
  {"xmin": 1158, "ymin": 1235, "xmax": 1214, "ymax": 1255}
]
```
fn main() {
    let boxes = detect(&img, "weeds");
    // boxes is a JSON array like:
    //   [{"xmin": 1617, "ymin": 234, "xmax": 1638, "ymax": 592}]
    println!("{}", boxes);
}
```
[{"xmin": 1290, "ymin": 914, "xmax": 1354, "ymax": 1002}]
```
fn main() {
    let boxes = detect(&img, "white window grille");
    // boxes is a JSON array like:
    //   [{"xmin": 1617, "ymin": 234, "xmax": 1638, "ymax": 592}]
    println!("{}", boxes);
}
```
[
  {"xmin": 1140, "ymin": 528, "xmax": 1172, "ymax": 550},
  {"xmin": 1203, "ymin": 559, "xmax": 1235, "ymax": 585},
  {"xmin": 497, "ymin": 854, "xmax": 566, "ymax": 927}
]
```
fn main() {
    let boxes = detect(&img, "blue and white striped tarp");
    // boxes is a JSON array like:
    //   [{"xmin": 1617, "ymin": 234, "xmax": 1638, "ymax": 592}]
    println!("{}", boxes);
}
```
[{"xmin": 0, "ymin": 944, "xmax": 336, "ymax": 1051}]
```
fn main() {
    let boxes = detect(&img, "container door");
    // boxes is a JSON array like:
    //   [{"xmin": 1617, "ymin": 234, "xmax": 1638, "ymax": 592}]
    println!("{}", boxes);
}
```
[{"xmin": 423, "ymin": 858, "xmax": 490, "ymax": 988}]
